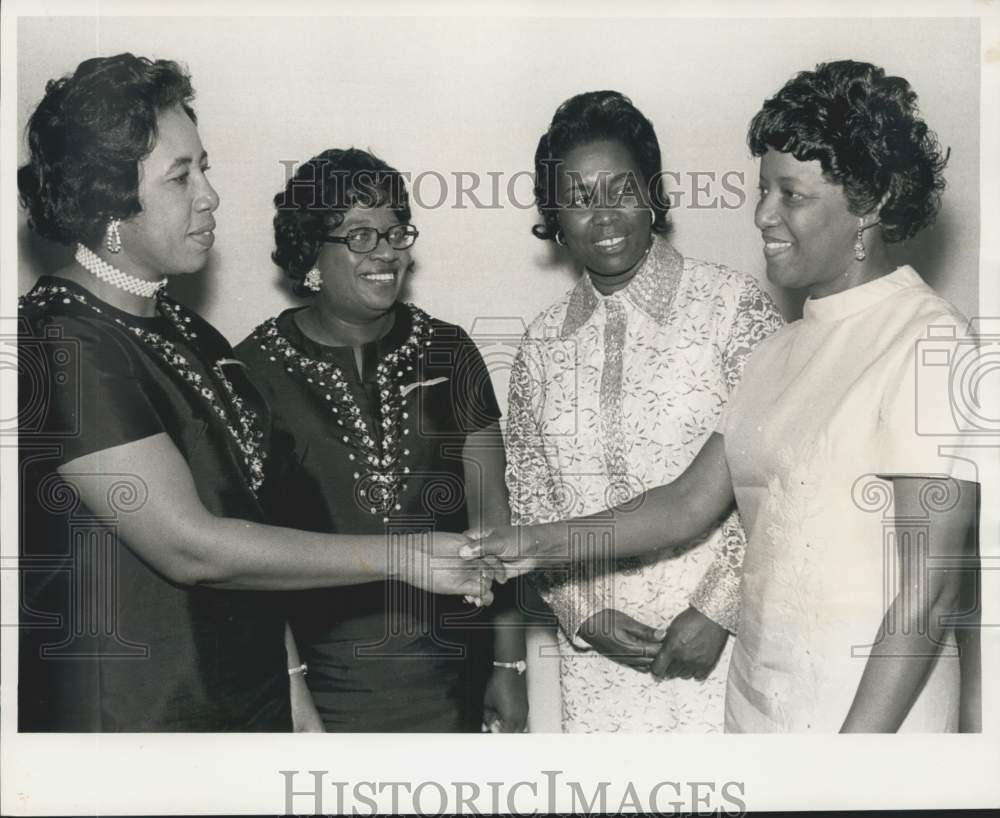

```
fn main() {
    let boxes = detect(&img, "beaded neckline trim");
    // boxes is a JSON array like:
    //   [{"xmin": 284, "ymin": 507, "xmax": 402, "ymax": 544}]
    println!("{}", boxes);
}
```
[
  {"xmin": 250, "ymin": 304, "xmax": 434, "ymax": 520},
  {"xmin": 20, "ymin": 282, "xmax": 266, "ymax": 495}
]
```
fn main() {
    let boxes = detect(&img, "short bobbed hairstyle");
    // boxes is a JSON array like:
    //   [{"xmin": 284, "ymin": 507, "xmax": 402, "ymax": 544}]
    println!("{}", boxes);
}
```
[
  {"xmin": 18, "ymin": 53, "xmax": 196, "ymax": 247},
  {"xmin": 532, "ymin": 90, "xmax": 670, "ymax": 242},
  {"xmin": 272, "ymin": 148, "xmax": 412, "ymax": 296},
  {"xmin": 748, "ymin": 59, "xmax": 948, "ymax": 243}
]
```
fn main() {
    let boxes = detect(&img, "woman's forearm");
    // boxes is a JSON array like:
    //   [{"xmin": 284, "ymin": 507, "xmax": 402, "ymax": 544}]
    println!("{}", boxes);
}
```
[
  {"xmin": 463, "ymin": 422, "xmax": 511, "ymax": 531},
  {"xmin": 493, "ymin": 609, "xmax": 527, "ymax": 664},
  {"xmin": 285, "ymin": 622, "xmax": 324, "ymax": 732},
  {"xmin": 840, "ymin": 585, "xmax": 960, "ymax": 732},
  {"xmin": 957, "ymin": 557, "xmax": 982, "ymax": 732},
  {"xmin": 473, "ymin": 434, "xmax": 735, "ymax": 572},
  {"xmin": 59, "ymin": 434, "xmax": 477, "ymax": 593},
  {"xmin": 841, "ymin": 475, "xmax": 977, "ymax": 732},
  {"xmin": 523, "ymin": 433, "xmax": 735, "ymax": 563},
  {"xmin": 957, "ymin": 620, "xmax": 982, "ymax": 733},
  {"xmin": 526, "ymin": 482, "xmax": 720, "ymax": 562},
  {"xmin": 491, "ymin": 581, "xmax": 527, "ymax": 663},
  {"xmin": 183, "ymin": 514, "xmax": 405, "ymax": 590}
]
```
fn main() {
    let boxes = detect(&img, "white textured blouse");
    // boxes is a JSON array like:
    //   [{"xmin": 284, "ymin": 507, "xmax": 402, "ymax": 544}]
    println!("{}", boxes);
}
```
[
  {"xmin": 506, "ymin": 235, "xmax": 783, "ymax": 732},
  {"xmin": 722, "ymin": 266, "xmax": 977, "ymax": 732}
]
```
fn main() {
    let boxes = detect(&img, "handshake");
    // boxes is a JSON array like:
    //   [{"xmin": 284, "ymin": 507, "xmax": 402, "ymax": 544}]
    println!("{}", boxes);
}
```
[{"xmin": 401, "ymin": 525, "xmax": 539, "ymax": 607}]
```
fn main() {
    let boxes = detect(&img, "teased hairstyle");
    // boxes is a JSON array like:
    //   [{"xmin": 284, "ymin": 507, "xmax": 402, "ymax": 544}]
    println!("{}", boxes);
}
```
[
  {"xmin": 272, "ymin": 148, "xmax": 411, "ymax": 295},
  {"xmin": 532, "ymin": 90, "xmax": 670, "ymax": 241},
  {"xmin": 748, "ymin": 59, "xmax": 948, "ymax": 242},
  {"xmin": 18, "ymin": 53, "xmax": 196, "ymax": 247}
]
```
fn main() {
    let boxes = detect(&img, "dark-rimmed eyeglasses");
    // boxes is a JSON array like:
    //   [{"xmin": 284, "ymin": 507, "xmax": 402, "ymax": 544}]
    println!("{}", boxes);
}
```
[{"xmin": 320, "ymin": 224, "xmax": 419, "ymax": 254}]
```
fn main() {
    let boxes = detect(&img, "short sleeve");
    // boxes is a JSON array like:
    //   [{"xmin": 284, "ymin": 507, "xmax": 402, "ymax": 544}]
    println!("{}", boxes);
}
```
[
  {"xmin": 448, "ymin": 326, "xmax": 502, "ymax": 433},
  {"xmin": 714, "ymin": 273, "xmax": 784, "ymax": 435},
  {"xmin": 689, "ymin": 509, "xmax": 746, "ymax": 633},
  {"xmin": 19, "ymin": 315, "xmax": 165, "ymax": 465},
  {"xmin": 875, "ymin": 325, "xmax": 980, "ymax": 484},
  {"xmin": 720, "ymin": 273, "xmax": 785, "ymax": 391}
]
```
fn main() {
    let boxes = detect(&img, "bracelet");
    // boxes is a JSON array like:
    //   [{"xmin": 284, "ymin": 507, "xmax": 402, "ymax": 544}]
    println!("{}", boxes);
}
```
[
  {"xmin": 493, "ymin": 659, "xmax": 527, "ymax": 676},
  {"xmin": 287, "ymin": 662, "xmax": 308, "ymax": 677}
]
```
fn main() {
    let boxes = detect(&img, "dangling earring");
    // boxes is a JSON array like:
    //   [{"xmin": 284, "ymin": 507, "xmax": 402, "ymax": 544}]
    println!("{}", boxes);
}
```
[
  {"xmin": 304, "ymin": 268, "xmax": 323, "ymax": 292},
  {"xmin": 649, "ymin": 208, "xmax": 656, "ymax": 226},
  {"xmin": 105, "ymin": 218, "xmax": 122, "ymax": 254},
  {"xmin": 853, "ymin": 219, "xmax": 866, "ymax": 262},
  {"xmin": 555, "ymin": 230, "xmax": 567, "ymax": 247}
]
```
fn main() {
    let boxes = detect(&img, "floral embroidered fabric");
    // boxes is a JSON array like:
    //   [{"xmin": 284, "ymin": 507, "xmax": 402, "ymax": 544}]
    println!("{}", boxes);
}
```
[
  {"xmin": 722, "ymin": 267, "xmax": 975, "ymax": 732},
  {"xmin": 506, "ymin": 235, "xmax": 783, "ymax": 732}
]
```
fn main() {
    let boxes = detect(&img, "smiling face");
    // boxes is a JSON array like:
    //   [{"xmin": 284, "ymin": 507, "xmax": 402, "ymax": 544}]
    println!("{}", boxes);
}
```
[
  {"xmin": 754, "ymin": 148, "xmax": 868, "ymax": 298},
  {"xmin": 116, "ymin": 104, "xmax": 219, "ymax": 279},
  {"xmin": 556, "ymin": 139, "xmax": 653, "ymax": 294},
  {"xmin": 314, "ymin": 205, "xmax": 411, "ymax": 324}
]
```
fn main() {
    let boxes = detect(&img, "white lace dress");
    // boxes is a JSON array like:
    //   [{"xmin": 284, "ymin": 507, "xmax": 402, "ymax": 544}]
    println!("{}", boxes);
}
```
[
  {"xmin": 722, "ymin": 267, "xmax": 976, "ymax": 732},
  {"xmin": 506, "ymin": 235, "xmax": 783, "ymax": 732}
]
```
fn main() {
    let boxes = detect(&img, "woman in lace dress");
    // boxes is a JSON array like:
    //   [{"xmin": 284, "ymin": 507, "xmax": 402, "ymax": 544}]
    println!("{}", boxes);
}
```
[
  {"xmin": 474, "ymin": 62, "xmax": 980, "ymax": 733},
  {"xmin": 504, "ymin": 91, "xmax": 783, "ymax": 732}
]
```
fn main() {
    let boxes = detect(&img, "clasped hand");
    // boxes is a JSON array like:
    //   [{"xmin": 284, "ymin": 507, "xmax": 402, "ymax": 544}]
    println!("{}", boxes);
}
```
[
  {"xmin": 427, "ymin": 525, "xmax": 536, "ymax": 607},
  {"xmin": 460, "ymin": 524, "xmax": 537, "ymax": 569},
  {"xmin": 578, "ymin": 606, "xmax": 729, "ymax": 680},
  {"xmin": 411, "ymin": 529, "xmax": 514, "ymax": 606}
]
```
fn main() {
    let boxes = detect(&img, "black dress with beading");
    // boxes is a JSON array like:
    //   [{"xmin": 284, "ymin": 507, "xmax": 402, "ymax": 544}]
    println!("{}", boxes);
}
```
[
  {"xmin": 18, "ymin": 276, "xmax": 290, "ymax": 731},
  {"xmin": 236, "ymin": 302, "xmax": 501, "ymax": 732}
]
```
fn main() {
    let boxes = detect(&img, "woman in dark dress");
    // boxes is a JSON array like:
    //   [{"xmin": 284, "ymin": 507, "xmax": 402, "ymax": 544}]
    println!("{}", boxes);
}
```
[
  {"xmin": 236, "ymin": 149, "xmax": 528, "ymax": 732},
  {"xmin": 17, "ymin": 54, "xmax": 494, "ymax": 732}
]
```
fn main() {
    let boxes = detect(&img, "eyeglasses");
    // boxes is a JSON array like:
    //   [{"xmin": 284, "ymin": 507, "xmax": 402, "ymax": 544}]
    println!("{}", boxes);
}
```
[{"xmin": 321, "ymin": 224, "xmax": 419, "ymax": 254}]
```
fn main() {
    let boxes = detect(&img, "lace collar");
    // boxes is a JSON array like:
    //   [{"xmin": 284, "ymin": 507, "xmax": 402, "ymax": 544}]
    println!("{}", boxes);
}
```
[{"xmin": 560, "ymin": 234, "xmax": 684, "ymax": 337}]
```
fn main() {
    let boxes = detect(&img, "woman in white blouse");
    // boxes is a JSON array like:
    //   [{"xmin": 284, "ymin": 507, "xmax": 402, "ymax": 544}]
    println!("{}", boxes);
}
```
[
  {"xmin": 504, "ymin": 90, "xmax": 783, "ymax": 732},
  {"xmin": 475, "ymin": 63, "xmax": 980, "ymax": 732}
]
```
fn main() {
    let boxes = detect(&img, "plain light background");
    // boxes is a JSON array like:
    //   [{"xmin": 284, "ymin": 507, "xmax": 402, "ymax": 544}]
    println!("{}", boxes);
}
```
[
  {"xmin": 14, "ymin": 15, "xmax": 982, "ymax": 733},
  {"xmin": 5, "ymin": 3, "xmax": 1000, "ymax": 814}
]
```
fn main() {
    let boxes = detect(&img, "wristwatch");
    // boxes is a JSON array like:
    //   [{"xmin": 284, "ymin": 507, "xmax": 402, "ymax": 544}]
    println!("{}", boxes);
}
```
[{"xmin": 493, "ymin": 659, "xmax": 527, "ymax": 675}]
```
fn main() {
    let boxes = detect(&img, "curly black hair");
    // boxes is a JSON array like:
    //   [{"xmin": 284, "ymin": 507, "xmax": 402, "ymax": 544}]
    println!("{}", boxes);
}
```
[
  {"xmin": 748, "ymin": 60, "xmax": 948, "ymax": 242},
  {"xmin": 272, "ymin": 148, "xmax": 412, "ymax": 295},
  {"xmin": 532, "ymin": 90, "xmax": 670, "ymax": 242},
  {"xmin": 18, "ymin": 53, "xmax": 196, "ymax": 247}
]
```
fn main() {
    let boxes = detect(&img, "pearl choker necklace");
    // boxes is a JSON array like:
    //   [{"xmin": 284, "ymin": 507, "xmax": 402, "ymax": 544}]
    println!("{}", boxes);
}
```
[{"xmin": 75, "ymin": 243, "xmax": 167, "ymax": 299}]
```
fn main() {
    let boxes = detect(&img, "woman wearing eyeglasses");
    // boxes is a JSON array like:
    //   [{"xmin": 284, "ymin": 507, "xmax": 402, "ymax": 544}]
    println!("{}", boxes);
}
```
[{"xmin": 236, "ymin": 148, "xmax": 527, "ymax": 733}]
